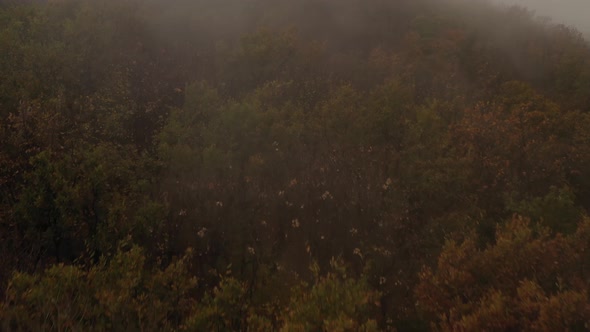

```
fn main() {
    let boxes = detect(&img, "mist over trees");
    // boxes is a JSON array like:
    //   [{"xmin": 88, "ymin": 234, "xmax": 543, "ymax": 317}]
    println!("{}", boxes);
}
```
[
  {"xmin": 492, "ymin": 0, "xmax": 590, "ymax": 35},
  {"xmin": 1, "ymin": 0, "xmax": 590, "ymax": 330}
]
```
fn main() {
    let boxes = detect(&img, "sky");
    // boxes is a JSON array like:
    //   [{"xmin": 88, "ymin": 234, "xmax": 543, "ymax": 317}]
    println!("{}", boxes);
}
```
[{"xmin": 492, "ymin": 0, "xmax": 590, "ymax": 35}]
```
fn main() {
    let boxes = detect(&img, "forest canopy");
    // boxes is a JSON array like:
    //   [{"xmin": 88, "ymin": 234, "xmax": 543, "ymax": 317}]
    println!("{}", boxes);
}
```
[{"xmin": 1, "ymin": 0, "xmax": 590, "ymax": 330}]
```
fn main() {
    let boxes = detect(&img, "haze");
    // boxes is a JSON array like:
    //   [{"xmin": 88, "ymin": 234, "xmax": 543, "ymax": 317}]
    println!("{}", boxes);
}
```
[
  {"xmin": 2, "ymin": 0, "xmax": 590, "ymax": 330},
  {"xmin": 493, "ymin": 0, "xmax": 590, "ymax": 35}
]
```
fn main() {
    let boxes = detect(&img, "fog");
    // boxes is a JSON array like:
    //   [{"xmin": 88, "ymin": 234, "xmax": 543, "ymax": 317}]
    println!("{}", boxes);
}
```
[
  {"xmin": 492, "ymin": 0, "xmax": 590, "ymax": 35},
  {"xmin": 3, "ymin": 0, "xmax": 590, "ymax": 330}
]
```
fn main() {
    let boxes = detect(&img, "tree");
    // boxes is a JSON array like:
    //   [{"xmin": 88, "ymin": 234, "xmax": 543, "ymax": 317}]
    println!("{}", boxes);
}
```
[
  {"xmin": 1, "ymin": 246, "xmax": 197, "ymax": 331},
  {"xmin": 416, "ymin": 216, "xmax": 590, "ymax": 331}
]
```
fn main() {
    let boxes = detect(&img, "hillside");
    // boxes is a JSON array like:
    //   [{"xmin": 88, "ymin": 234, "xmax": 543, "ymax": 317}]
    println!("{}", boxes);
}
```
[
  {"xmin": 493, "ymin": 0, "xmax": 590, "ymax": 36},
  {"xmin": 1, "ymin": 0, "xmax": 590, "ymax": 330}
]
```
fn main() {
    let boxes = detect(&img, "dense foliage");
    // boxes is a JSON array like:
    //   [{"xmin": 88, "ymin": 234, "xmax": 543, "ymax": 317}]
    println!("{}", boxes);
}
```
[{"xmin": 1, "ymin": 0, "xmax": 590, "ymax": 330}]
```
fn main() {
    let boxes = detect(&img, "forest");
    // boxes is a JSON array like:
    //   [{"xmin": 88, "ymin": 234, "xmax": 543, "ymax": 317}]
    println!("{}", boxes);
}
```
[{"xmin": 1, "ymin": 0, "xmax": 590, "ymax": 330}]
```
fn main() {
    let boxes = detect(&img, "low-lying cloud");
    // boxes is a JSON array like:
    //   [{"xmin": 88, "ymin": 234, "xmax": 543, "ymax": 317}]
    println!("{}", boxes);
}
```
[{"xmin": 492, "ymin": 0, "xmax": 590, "ymax": 35}]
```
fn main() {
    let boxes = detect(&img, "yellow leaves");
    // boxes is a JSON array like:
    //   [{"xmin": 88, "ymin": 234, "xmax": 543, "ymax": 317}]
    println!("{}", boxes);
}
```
[
  {"xmin": 2, "ymin": 246, "xmax": 199, "ymax": 331},
  {"xmin": 516, "ymin": 280, "xmax": 544, "ymax": 315},
  {"xmin": 353, "ymin": 248, "xmax": 363, "ymax": 260},
  {"xmin": 382, "ymin": 177, "xmax": 393, "ymax": 190},
  {"xmin": 197, "ymin": 227, "xmax": 207, "ymax": 238},
  {"xmin": 321, "ymin": 191, "xmax": 333, "ymax": 200},
  {"xmin": 418, "ymin": 216, "xmax": 590, "ymax": 331},
  {"xmin": 248, "ymin": 153, "xmax": 265, "ymax": 167},
  {"xmin": 454, "ymin": 290, "xmax": 516, "ymax": 332},
  {"xmin": 282, "ymin": 259, "xmax": 379, "ymax": 332}
]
